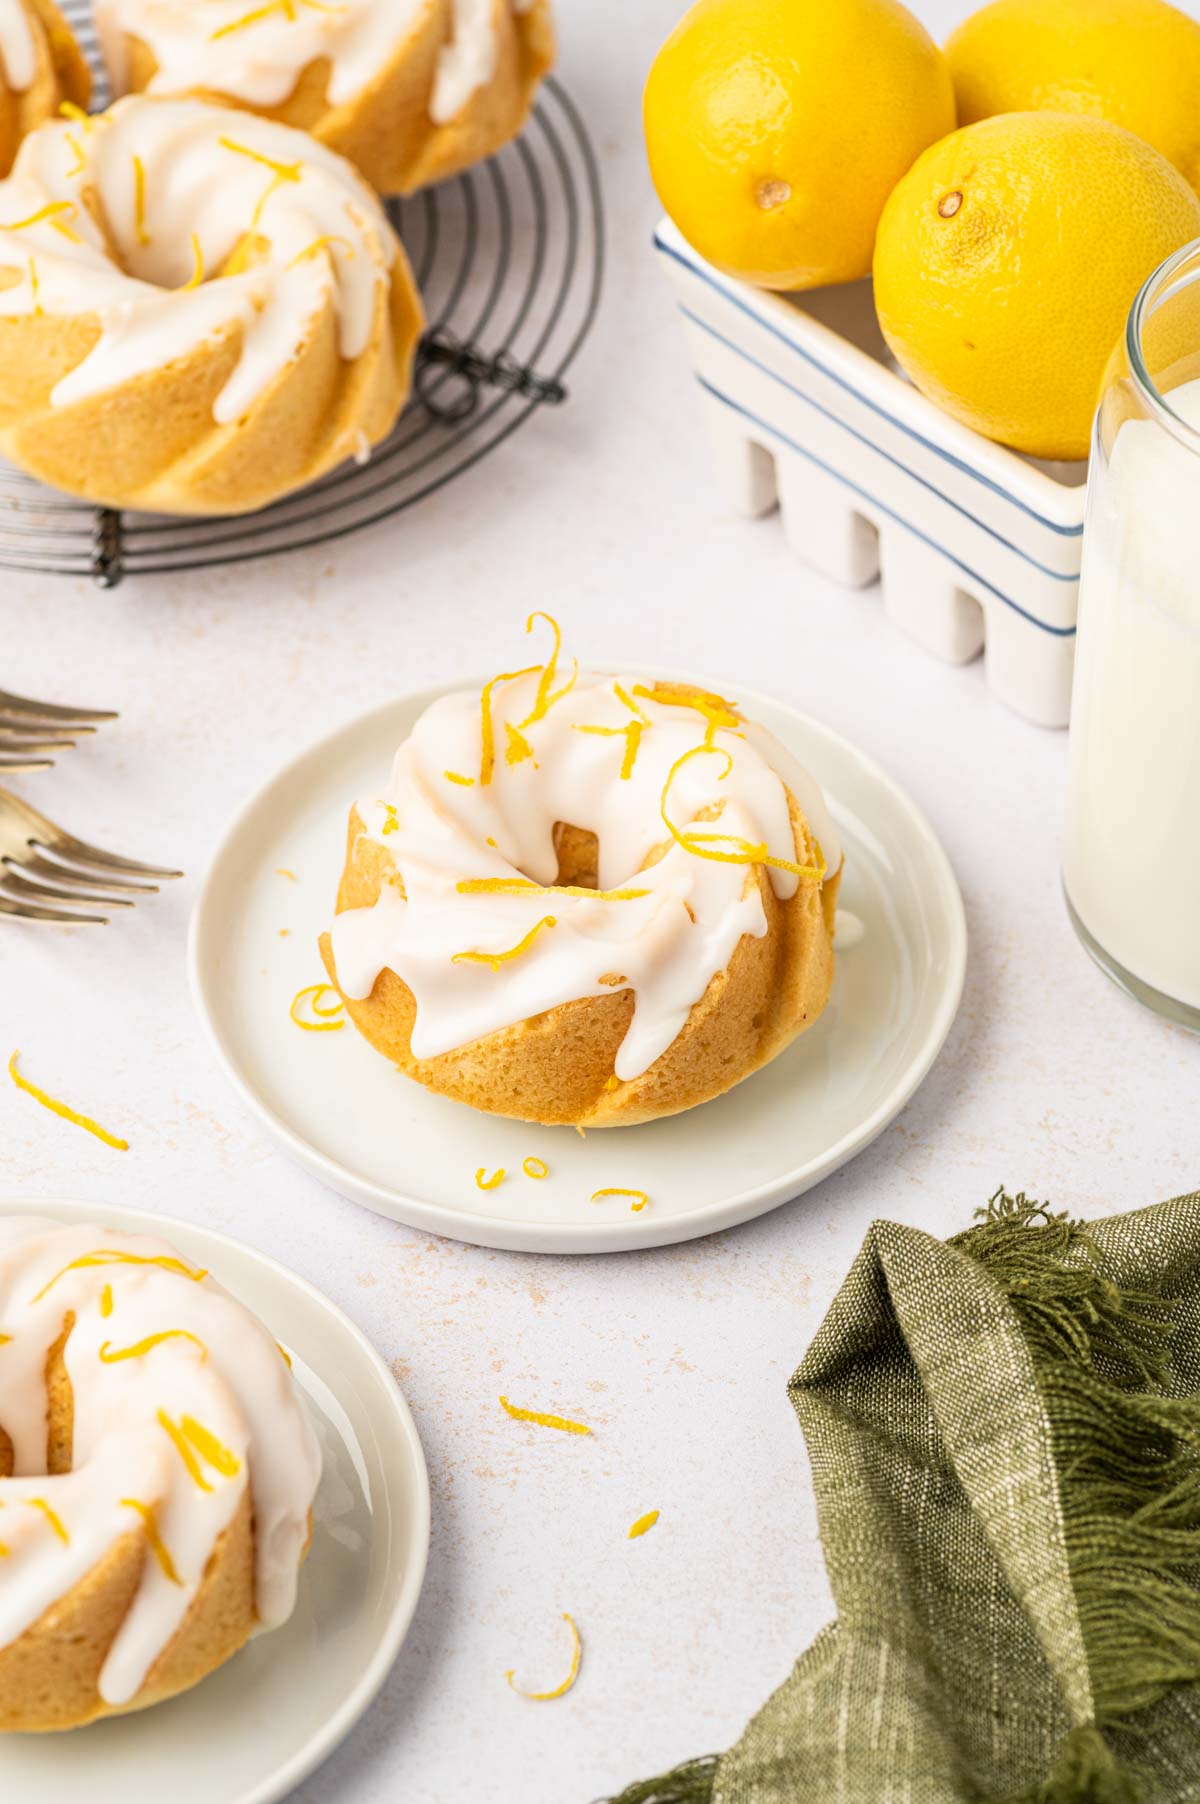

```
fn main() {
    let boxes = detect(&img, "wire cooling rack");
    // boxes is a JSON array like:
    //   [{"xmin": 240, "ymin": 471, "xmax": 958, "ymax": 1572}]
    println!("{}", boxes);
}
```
[{"xmin": 0, "ymin": 6, "xmax": 605, "ymax": 586}]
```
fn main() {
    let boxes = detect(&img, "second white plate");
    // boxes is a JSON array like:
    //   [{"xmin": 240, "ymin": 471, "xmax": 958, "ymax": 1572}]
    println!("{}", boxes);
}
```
[
  {"xmin": 189, "ymin": 674, "xmax": 966, "ymax": 1253},
  {"xmin": 0, "ymin": 1198, "xmax": 430, "ymax": 1804}
]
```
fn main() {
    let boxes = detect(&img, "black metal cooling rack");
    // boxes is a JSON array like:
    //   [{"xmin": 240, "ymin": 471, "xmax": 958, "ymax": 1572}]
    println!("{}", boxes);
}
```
[{"xmin": 0, "ymin": 4, "xmax": 605, "ymax": 586}]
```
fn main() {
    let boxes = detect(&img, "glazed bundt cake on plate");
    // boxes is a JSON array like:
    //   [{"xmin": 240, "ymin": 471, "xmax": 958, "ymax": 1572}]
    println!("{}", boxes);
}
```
[
  {"xmin": 320, "ymin": 618, "xmax": 843, "ymax": 1128},
  {"xmin": 0, "ymin": 1214, "xmax": 321, "ymax": 1732},
  {"xmin": 93, "ymin": 0, "xmax": 555, "ymax": 195},
  {"xmin": 0, "ymin": 0, "xmax": 90, "ymax": 176},
  {"xmin": 0, "ymin": 94, "xmax": 424, "ymax": 513}
]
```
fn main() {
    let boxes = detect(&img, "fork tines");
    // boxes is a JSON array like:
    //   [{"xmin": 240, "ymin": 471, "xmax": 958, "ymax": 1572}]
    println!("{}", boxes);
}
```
[
  {"xmin": 0, "ymin": 788, "xmax": 181, "ymax": 925},
  {"xmin": 0, "ymin": 687, "xmax": 117, "ymax": 772}
]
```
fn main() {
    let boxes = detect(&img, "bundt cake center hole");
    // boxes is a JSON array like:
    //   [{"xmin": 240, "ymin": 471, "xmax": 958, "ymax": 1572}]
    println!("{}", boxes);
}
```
[{"xmin": 551, "ymin": 821, "xmax": 600, "ymax": 890}]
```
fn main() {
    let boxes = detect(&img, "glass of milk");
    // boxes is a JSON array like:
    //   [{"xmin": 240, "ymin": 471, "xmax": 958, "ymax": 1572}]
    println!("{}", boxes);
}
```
[{"xmin": 1064, "ymin": 239, "xmax": 1200, "ymax": 1030}]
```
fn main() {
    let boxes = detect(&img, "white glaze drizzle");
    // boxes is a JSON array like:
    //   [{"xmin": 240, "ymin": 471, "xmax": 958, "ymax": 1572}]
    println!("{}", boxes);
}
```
[
  {"xmin": 0, "ymin": 0, "xmax": 36, "ymax": 93},
  {"xmin": 0, "ymin": 1216, "xmax": 321, "ymax": 1706},
  {"xmin": 95, "ymin": 0, "xmax": 538, "ymax": 126},
  {"xmin": 330, "ymin": 668, "xmax": 841, "ymax": 1082},
  {"xmin": 0, "ymin": 96, "xmax": 396, "ymax": 423}
]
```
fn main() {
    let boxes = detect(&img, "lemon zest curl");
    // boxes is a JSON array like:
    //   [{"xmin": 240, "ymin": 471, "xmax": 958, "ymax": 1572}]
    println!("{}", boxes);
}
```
[
  {"xmin": 499, "ymin": 1396, "xmax": 592, "ymax": 1435},
  {"xmin": 290, "ymin": 984, "xmax": 346, "ymax": 1032},
  {"xmin": 591, "ymin": 1187, "xmax": 650, "ymax": 1212},
  {"xmin": 660, "ymin": 746, "xmax": 825, "ymax": 882},
  {"xmin": 456, "ymin": 879, "xmax": 649, "ymax": 901},
  {"xmin": 506, "ymin": 1613, "xmax": 582, "ymax": 1700},
  {"xmin": 9, "ymin": 1051, "xmax": 128, "ymax": 1150},
  {"xmin": 453, "ymin": 916, "xmax": 556, "ymax": 972}
]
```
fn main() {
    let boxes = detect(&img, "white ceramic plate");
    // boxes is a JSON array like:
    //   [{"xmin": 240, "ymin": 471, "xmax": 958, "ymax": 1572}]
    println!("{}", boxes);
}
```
[
  {"xmin": 189, "ymin": 674, "xmax": 966, "ymax": 1254},
  {"xmin": 0, "ymin": 1198, "xmax": 430, "ymax": 1804}
]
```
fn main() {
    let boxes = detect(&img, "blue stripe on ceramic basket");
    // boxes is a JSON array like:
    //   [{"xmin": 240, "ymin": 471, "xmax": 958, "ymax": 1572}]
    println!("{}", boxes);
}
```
[{"xmin": 654, "ymin": 218, "xmax": 1087, "ymax": 729}]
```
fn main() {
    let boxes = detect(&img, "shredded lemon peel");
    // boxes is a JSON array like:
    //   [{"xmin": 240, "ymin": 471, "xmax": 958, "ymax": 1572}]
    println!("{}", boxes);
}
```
[
  {"xmin": 478, "ymin": 664, "xmax": 539, "ymax": 786},
  {"xmin": 518, "ymin": 613, "xmax": 578, "ymax": 729},
  {"xmin": 218, "ymin": 137, "xmax": 302, "ymax": 184},
  {"xmin": 476, "ymin": 1167, "xmax": 506, "ymax": 1191},
  {"xmin": 453, "ymin": 915, "xmax": 556, "ymax": 972},
  {"xmin": 505, "ymin": 721, "xmax": 535, "ymax": 766},
  {"xmin": 660, "ymin": 746, "xmax": 825, "ymax": 882},
  {"xmin": 286, "ymin": 233, "xmax": 354, "ymax": 268},
  {"xmin": 210, "ymin": 0, "xmax": 343, "ymax": 38},
  {"xmin": 9, "ymin": 1051, "xmax": 128, "ymax": 1150},
  {"xmin": 276, "ymin": 867, "xmax": 297, "ymax": 881},
  {"xmin": 101, "ymin": 1331, "xmax": 206, "ymax": 1365},
  {"xmin": 499, "ymin": 1395, "xmax": 592, "ymax": 1435},
  {"xmin": 456, "ymin": 879, "xmax": 649, "ymax": 902},
  {"xmin": 628, "ymin": 1509, "xmax": 660, "ymax": 1539},
  {"xmin": 0, "ymin": 199, "xmax": 79, "ymax": 238},
  {"xmin": 506, "ymin": 1613, "xmax": 582, "ymax": 1700},
  {"xmin": 632, "ymin": 683, "xmax": 740, "ymax": 738},
  {"xmin": 290, "ymin": 984, "xmax": 346, "ymax": 1032},
  {"xmin": 574, "ymin": 718, "xmax": 644, "ymax": 780},
  {"xmin": 444, "ymin": 770, "xmax": 475, "ymax": 787},
  {"xmin": 122, "ymin": 1499, "xmax": 181, "ymax": 1583},
  {"xmin": 31, "ymin": 1250, "xmax": 207, "ymax": 1305},
  {"xmin": 522, "ymin": 1157, "xmax": 548, "ymax": 1180},
  {"xmin": 28, "ymin": 1498, "xmax": 68, "ymax": 1543},
  {"xmin": 131, "ymin": 155, "xmax": 149, "ymax": 245},
  {"xmin": 591, "ymin": 1188, "xmax": 650, "ymax": 1212},
  {"xmin": 181, "ymin": 233, "xmax": 204, "ymax": 289},
  {"xmin": 158, "ymin": 1410, "xmax": 241, "ymax": 1491},
  {"xmin": 99, "ymin": 1284, "xmax": 113, "ymax": 1318}
]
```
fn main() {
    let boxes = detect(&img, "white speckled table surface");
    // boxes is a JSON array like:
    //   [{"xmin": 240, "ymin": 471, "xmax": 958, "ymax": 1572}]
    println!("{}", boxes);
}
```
[{"xmin": 2, "ymin": 1, "xmax": 1197, "ymax": 1798}]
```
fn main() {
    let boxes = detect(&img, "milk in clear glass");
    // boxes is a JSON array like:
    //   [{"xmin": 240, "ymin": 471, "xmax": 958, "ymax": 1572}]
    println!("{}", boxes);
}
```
[{"xmin": 1064, "ymin": 242, "xmax": 1200, "ymax": 1029}]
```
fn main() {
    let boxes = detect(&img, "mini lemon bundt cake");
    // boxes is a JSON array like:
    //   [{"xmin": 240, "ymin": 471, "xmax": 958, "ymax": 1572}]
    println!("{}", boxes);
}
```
[
  {"xmin": 0, "ymin": 95, "xmax": 423, "ymax": 514},
  {"xmin": 321, "ymin": 619, "xmax": 843, "ymax": 1127},
  {"xmin": 0, "ymin": 0, "xmax": 90, "ymax": 177},
  {"xmin": 0, "ymin": 1215, "xmax": 321, "ymax": 1732},
  {"xmin": 93, "ymin": 0, "xmax": 555, "ymax": 196}
]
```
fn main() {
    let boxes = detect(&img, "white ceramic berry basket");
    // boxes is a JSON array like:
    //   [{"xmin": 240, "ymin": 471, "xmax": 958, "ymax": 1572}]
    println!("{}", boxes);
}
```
[{"xmin": 654, "ymin": 217, "xmax": 1088, "ymax": 729}]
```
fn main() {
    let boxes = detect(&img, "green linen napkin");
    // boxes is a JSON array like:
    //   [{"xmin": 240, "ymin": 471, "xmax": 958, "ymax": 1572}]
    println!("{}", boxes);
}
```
[{"xmin": 610, "ymin": 1191, "xmax": 1200, "ymax": 1804}]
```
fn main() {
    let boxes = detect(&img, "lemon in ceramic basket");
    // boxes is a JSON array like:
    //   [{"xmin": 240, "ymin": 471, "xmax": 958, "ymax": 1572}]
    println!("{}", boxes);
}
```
[
  {"xmin": 873, "ymin": 113, "xmax": 1200, "ymax": 461},
  {"xmin": 947, "ymin": 0, "xmax": 1200, "ymax": 196},
  {"xmin": 644, "ymin": 0, "xmax": 955, "ymax": 291}
]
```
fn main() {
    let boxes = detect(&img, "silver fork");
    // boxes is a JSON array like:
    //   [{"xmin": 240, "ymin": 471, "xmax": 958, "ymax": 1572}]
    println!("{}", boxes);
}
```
[
  {"xmin": 0, "ymin": 688, "xmax": 118, "ymax": 773},
  {"xmin": 0, "ymin": 788, "xmax": 181, "ymax": 924}
]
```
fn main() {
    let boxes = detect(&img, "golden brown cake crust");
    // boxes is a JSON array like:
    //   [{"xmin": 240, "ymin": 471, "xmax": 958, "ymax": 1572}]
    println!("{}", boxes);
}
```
[{"xmin": 0, "ymin": 0, "xmax": 91, "ymax": 178}]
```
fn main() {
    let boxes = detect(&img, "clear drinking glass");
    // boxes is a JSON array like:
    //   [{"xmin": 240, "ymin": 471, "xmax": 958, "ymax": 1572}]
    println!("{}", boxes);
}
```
[{"xmin": 1063, "ymin": 239, "xmax": 1200, "ymax": 1032}]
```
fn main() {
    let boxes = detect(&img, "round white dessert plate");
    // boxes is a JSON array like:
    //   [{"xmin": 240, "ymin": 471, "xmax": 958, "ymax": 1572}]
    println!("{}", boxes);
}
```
[
  {"xmin": 0, "ymin": 1197, "xmax": 430, "ymax": 1804},
  {"xmin": 189, "ymin": 673, "xmax": 966, "ymax": 1254}
]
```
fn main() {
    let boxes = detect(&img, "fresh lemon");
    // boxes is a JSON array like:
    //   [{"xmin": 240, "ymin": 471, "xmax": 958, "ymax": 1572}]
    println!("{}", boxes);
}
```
[
  {"xmin": 873, "ymin": 113, "xmax": 1200, "ymax": 461},
  {"xmin": 947, "ymin": 0, "xmax": 1200, "ymax": 194},
  {"xmin": 644, "ymin": 0, "xmax": 955, "ymax": 291}
]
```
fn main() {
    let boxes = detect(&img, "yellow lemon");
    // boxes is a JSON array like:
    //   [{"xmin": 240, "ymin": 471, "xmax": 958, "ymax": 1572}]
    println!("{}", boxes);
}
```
[
  {"xmin": 873, "ymin": 113, "xmax": 1200, "ymax": 461},
  {"xmin": 644, "ymin": 0, "xmax": 955, "ymax": 291},
  {"xmin": 947, "ymin": 0, "xmax": 1200, "ymax": 195}
]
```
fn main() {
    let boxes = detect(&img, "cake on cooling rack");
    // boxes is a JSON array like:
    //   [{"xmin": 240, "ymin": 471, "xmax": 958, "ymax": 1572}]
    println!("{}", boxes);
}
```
[
  {"xmin": 93, "ymin": 0, "xmax": 555, "ymax": 195},
  {"xmin": 0, "ymin": 95, "xmax": 423, "ymax": 514},
  {"xmin": 0, "ymin": 0, "xmax": 90, "ymax": 174}
]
